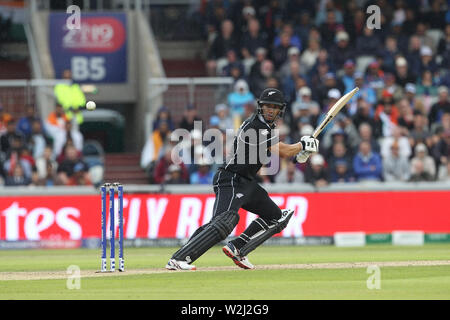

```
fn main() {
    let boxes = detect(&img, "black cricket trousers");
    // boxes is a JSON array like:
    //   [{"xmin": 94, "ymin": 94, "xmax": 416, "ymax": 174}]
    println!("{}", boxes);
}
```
[{"xmin": 212, "ymin": 168, "xmax": 282, "ymax": 222}]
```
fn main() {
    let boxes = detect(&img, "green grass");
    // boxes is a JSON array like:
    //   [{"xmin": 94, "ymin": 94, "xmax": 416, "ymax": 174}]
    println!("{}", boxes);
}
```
[{"xmin": 0, "ymin": 244, "xmax": 449, "ymax": 299}]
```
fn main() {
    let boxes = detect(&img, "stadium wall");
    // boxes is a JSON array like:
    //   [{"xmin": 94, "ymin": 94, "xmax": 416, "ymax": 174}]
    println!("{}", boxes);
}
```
[{"xmin": 0, "ymin": 183, "xmax": 449, "ymax": 246}]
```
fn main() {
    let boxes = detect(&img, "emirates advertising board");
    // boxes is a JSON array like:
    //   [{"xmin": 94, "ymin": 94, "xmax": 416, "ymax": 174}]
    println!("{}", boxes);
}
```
[
  {"xmin": 49, "ymin": 12, "xmax": 127, "ymax": 82},
  {"xmin": 0, "ymin": 191, "xmax": 449, "ymax": 241}
]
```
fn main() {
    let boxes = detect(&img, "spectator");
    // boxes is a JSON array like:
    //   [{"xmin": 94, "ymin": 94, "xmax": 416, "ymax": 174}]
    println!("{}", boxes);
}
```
[
  {"xmin": 309, "ymin": 48, "xmax": 335, "ymax": 84},
  {"xmin": 35, "ymin": 145, "xmax": 58, "ymax": 186},
  {"xmin": 380, "ymin": 125, "xmax": 412, "ymax": 160},
  {"xmin": 365, "ymin": 60, "xmax": 385, "ymax": 91},
  {"xmin": 227, "ymin": 79, "xmax": 255, "ymax": 124},
  {"xmin": 273, "ymin": 23, "xmax": 302, "ymax": 51},
  {"xmin": 318, "ymin": 10, "xmax": 344, "ymax": 48},
  {"xmin": 380, "ymin": 35, "xmax": 400, "ymax": 73},
  {"xmin": 374, "ymin": 90, "xmax": 400, "ymax": 137},
  {"xmin": 214, "ymin": 103, "xmax": 233, "ymax": 131},
  {"xmin": 409, "ymin": 159, "xmax": 434, "ymax": 182},
  {"xmin": 329, "ymin": 159, "xmax": 354, "ymax": 183},
  {"xmin": 356, "ymin": 26, "xmax": 382, "ymax": 56},
  {"xmin": 357, "ymin": 122, "xmax": 381, "ymax": 154},
  {"xmin": 206, "ymin": 19, "xmax": 239, "ymax": 76},
  {"xmin": 299, "ymin": 39, "xmax": 320, "ymax": 74},
  {"xmin": 279, "ymin": 47, "xmax": 302, "ymax": 80},
  {"xmin": 315, "ymin": 1, "xmax": 344, "ymax": 27},
  {"xmin": 16, "ymin": 105, "xmax": 42, "ymax": 141},
  {"xmin": 165, "ymin": 164, "xmax": 186, "ymax": 184},
  {"xmin": 179, "ymin": 104, "xmax": 202, "ymax": 132},
  {"xmin": 431, "ymin": 111, "xmax": 450, "ymax": 135},
  {"xmin": 380, "ymin": 73, "xmax": 403, "ymax": 102},
  {"xmin": 272, "ymin": 31, "xmax": 293, "ymax": 69},
  {"xmin": 152, "ymin": 119, "xmax": 172, "ymax": 160},
  {"xmin": 351, "ymin": 98, "xmax": 376, "ymax": 135},
  {"xmin": 414, "ymin": 22, "xmax": 435, "ymax": 53},
  {"xmin": 428, "ymin": 86, "xmax": 450, "ymax": 127},
  {"xmin": 291, "ymin": 8, "xmax": 315, "ymax": 45},
  {"xmin": 46, "ymin": 104, "xmax": 68, "ymax": 131},
  {"xmin": 431, "ymin": 129, "xmax": 450, "ymax": 170},
  {"xmin": 249, "ymin": 59, "xmax": 276, "ymax": 98},
  {"xmin": 304, "ymin": 153, "xmax": 329, "ymax": 188},
  {"xmin": 437, "ymin": 156, "xmax": 450, "ymax": 181},
  {"xmin": 0, "ymin": 103, "xmax": 12, "ymax": 135},
  {"xmin": 291, "ymin": 86, "xmax": 320, "ymax": 124},
  {"xmin": 240, "ymin": 17, "xmax": 268, "ymax": 60},
  {"xmin": 394, "ymin": 56, "xmax": 416, "ymax": 87},
  {"xmin": 248, "ymin": 47, "xmax": 267, "ymax": 81},
  {"xmin": 416, "ymin": 70, "xmax": 438, "ymax": 103},
  {"xmin": 353, "ymin": 141, "xmax": 383, "ymax": 182},
  {"xmin": 424, "ymin": 1, "xmax": 446, "ymax": 33},
  {"xmin": 410, "ymin": 110, "xmax": 431, "ymax": 147},
  {"xmin": 324, "ymin": 112, "xmax": 359, "ymax": 153},
  {"xmin": 52, "ymin": 119, "xmax": 83, "ymax": 160},
  {"xmin": 66, "ymin": 162, "xmax": 92, "ymax": 186},
  {"xmin": 329, "ymin": 31, "xmax": 355, "ymax": 70},
  {"xmin": 4, "ymin": 163, "xmax": 31, "ymax": 187},
  {"xmin": 56, "ymin": 145, "xmax": 90, "ymax": 186},
  {"xmin": 281, "ymin": 60, "xmax": 304, "ymax": 105},
  {"xmin": 404, "ymin": 83, "xmax": 417, "ymax": 106},
  {"xmin": 328, "ymin": 141, "xmax": 354, "ymax": 178},
  {"xmin": 418, "ymin": 46, "xmax": 438, "ymax": 75},
  {"xmin": 1, "ymin": 118, "xmax": 24, "ymax": 159},
  {"xmin": 221, "ymin": 49, "xmax": 245, "ymax": 78},
  {"xmin": 397, "ymin": 98, "xmax": 415, "ymax": 131},
  {"xmin": 437, "ymin": 24, "xmax": 450, "ymax": 69},
  {"xmin": 275, "ymin": 160, "xmax": 304, "ymax": 183},
  {"xmin": 410, "ymin": 142, "xmax": 436, "ymax": 179},
  {"xmin": 405, "ymin": 35, "xmax": 422, "ymax": 77},
  {"xmin": 153, "ymin": 146, "xmax": 189, "ymax": 184},
  {"xmin": 2, "ymin": 136, "xmax": 33, "ymax": 180},
  {"xmin": 153, "ymin": 106, "xmax": 175, "ymax": 131},
  {"xmin": 341, "ymin": 60, "xmax": 357, "ymax": 94},
  {"xmin": 346, "ymin": 9, "xmax": 365, "ymax": 41},
  {"xmin": 28, "ymin": 119, "xmax": 48, "ymax": 160},
  {"xmin": 383, "ymin": 140, "xmax": 411, "ymax": 182},
  {"xmin": 351, "ymin": 72, "xmax": 377, "ymax": 111},
  {"xmin": 190, "ymin": 158, "xmax": 214, "ymax": 184},
  {"xmin": 316, "ymin": 74, "xmax": 344, "ymax": 108}
]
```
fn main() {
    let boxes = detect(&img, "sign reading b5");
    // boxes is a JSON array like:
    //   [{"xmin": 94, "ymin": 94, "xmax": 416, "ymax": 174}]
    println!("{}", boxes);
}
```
[{"xmin": 49, "ymin": 13, "xmax": 127, "ymax": 83}]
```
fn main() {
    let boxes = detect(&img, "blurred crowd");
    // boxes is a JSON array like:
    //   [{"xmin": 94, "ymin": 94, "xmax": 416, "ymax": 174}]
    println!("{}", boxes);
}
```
[
  {"xmin": 141, "ymin": 0, "xmax": 450, "ymax": 186},
  {"xmin": 0, "ymin": 73, "xmax": 102, "ymax": 187}
]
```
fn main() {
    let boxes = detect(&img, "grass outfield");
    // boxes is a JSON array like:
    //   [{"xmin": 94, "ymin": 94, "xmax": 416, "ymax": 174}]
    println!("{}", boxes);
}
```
[{"xmin": 0, "ymin": 244, "xmax": 449, "ymax": 299}]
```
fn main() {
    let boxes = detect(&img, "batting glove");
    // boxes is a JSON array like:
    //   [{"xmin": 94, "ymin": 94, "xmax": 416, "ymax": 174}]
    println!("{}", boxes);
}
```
[
  {"xmin": 296, "ymin": 150, "xmax": 311, "ymax": 163},
  {"xmin": 300, "ymin": 136, "xmax": 319, "ymax": 153}
]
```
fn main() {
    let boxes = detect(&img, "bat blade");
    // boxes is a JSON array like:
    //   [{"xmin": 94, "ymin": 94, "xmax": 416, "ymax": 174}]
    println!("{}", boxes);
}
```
[{"xmin": 312, "ymin": 87, "xmax": 359, "ymax": 139}]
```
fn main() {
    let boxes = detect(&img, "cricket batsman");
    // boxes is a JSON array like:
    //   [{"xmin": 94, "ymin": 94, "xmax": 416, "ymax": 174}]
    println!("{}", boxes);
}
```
[{"xmin": 166, "ymin": 88, "xmax": 319, "ymax": 270}]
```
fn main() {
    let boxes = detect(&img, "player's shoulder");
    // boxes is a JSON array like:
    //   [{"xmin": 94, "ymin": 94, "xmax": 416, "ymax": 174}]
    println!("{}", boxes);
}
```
[{"xmin": 240, "ymin": 114, "xmax": 258, "ymax": 130}]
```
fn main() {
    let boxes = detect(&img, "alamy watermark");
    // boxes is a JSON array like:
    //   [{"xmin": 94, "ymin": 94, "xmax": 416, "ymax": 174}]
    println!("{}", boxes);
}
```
[
  {"xmin": 366, "ymin": 265, "xmax": 381, "ymax": 290},
  {"xmin": 66, "ymin": 5, "xmax": 81, "ymax": 30},
  {"xmin": 66, "ymin": 265, "xmax": 81, "ymax": 290},
  {"xmin": 366, "ymin": 5, "xmax": 381, "ymax": 30}
]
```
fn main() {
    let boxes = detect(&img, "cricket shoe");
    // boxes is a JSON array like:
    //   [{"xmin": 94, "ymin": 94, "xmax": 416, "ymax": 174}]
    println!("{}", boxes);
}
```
[
  {"xmin": 165, "ymin": 259, "xmax": 196, "ymax": 271},
  {"xmin": 222, "ymin": 242, "xmax": 255, "ymax": 270}
]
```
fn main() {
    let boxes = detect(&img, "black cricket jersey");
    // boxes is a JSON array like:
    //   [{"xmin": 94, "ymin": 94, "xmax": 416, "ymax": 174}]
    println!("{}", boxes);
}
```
[{"xmin": 221, "ymin": 113, "xmax": 279, "ymax": 179}]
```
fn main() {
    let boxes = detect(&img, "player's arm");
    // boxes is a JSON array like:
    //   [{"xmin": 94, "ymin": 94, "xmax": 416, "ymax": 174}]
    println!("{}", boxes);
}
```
[
  {"xmin": 270, "ymin": 136, "xmax": 319, "ymax": 159},
  {"xmin": 271, "ymin": 141, "xmax": 303, "ymax": 158}
]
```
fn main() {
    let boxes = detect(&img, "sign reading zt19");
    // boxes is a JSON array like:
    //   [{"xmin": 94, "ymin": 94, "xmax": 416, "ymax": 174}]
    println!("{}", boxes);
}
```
[{"xmin": 49, "ymin": 13, "xmax": 127, "ymax": 83}]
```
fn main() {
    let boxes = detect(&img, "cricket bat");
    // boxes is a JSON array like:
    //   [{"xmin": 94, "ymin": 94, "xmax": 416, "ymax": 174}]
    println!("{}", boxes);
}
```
[{"xmin": 312, "ymin": 87, "xmax": 359, "ymax": 139}]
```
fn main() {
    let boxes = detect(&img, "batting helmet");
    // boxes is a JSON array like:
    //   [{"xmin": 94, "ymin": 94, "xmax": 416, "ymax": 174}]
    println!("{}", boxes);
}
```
[{"xmin": 257, "ymin": 88, "xmax": 286, "ymax": 121}]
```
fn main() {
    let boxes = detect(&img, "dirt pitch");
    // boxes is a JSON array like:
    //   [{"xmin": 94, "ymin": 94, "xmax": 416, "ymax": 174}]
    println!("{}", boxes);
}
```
[{"xmin": 1, "ymin": 260, "xmax": 449, "ymax": 281}]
